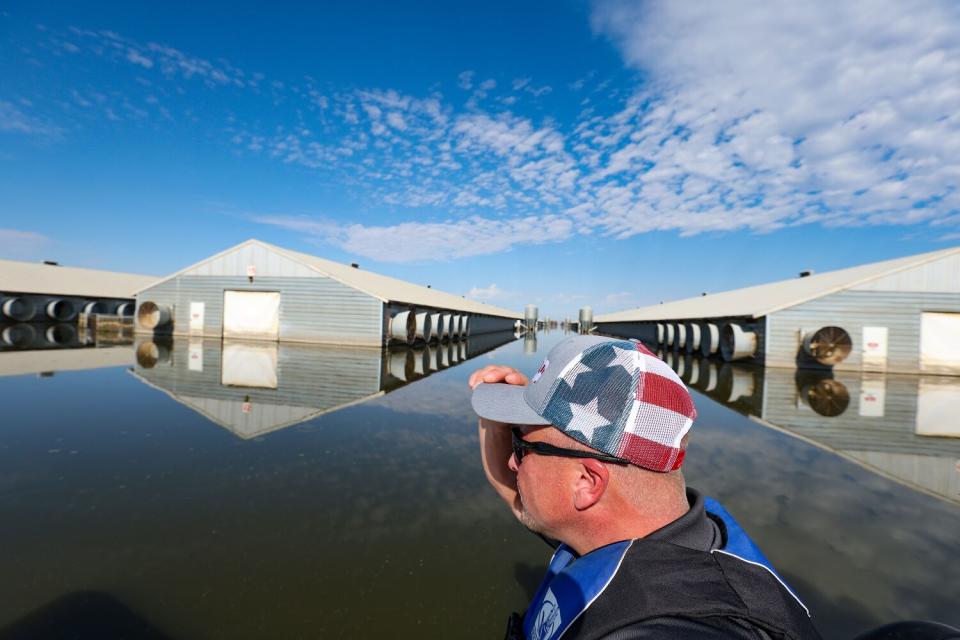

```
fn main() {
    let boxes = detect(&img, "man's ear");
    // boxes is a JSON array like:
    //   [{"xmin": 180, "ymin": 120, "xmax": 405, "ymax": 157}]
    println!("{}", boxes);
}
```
[{"xmin": 573, "ymin": 459, "xmax": 610, "ymax": 511}]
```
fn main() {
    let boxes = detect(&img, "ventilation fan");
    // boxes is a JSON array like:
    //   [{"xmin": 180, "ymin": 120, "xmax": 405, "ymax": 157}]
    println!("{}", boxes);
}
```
[
  {"xmin": 802, "ymin": 326, "xmax": 852, "ymax": 365},
  {"xmin": 798, "ymin": 377, "xmax": 850, "ymax": 417},
  {"xmin": 1, "ymin": 323, "xmax": 37, "ymax": 348},
  {"xmin": 136, "ymin": 341, "xmax": 169, "ymax": 369}
]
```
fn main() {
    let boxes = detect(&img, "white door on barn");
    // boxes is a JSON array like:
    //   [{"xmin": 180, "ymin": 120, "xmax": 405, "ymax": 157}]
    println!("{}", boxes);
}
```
[
  {"xmin": 920, "ymin": 312, "xmax": 960, "ymax": 374},
  {"xmin": 222, "ymin": 291, "xmax": 280, "ymax": 341}
]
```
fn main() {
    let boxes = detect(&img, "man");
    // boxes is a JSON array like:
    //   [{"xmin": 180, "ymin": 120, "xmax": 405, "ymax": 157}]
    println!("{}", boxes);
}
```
[{"xmin": 469, "ymin": 335, "xmax": 821, "ymax": 640}]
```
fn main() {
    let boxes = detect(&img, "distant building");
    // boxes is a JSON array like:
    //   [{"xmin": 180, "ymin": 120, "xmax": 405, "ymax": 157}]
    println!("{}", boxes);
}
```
[
  {"xmin": 131, "ymin": 332, "xmax": 515, "ymax": 439},
  {"xmin": 594, "ymin": 246, "xmax": 960, "ymax": 375},
  {"xmin": 653, "ymin": 353, "xmax": 960, "ymax": 505},
  {"xmin": 134, "ymin": 239, "xmax": 520, "ymax": 346},
  {"xmin": 0, "ymin": 258, "xmax": 157, "ymax": 323}
]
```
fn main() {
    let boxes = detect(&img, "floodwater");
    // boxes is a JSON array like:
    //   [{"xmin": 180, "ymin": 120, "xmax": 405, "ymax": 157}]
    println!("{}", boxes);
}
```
[{"xmin": 0, "ymin": 330, "xmax": 958, "ymax": 639}]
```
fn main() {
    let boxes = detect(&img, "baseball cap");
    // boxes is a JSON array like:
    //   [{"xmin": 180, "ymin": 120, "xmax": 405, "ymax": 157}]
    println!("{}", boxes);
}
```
[{"xmin": 471, "ymin": 335, "xmax": 697, "ymax": 472}]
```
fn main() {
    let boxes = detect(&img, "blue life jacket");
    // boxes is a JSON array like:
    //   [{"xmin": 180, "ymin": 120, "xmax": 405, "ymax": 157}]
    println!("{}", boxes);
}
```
[{"xmin": 518, "ymin": 497, "xmax": 812, "ymax": 640}]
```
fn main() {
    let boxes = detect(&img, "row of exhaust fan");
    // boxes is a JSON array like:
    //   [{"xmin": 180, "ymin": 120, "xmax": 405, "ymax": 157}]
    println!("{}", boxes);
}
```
[
  {"xmin": 2, "ymin": 296, "xmax": 134, "ymax": 322},
  {"xmin": 387, "ymin": 339, "xmax": 471, "ymax": 382},
  {"xmin": 388, "ymin": 309, "xmax": 470, "ymax": 345},
  {"xmin": 644, "ymin": 320, "xmax": 759, "ymax": 361},
  {"xmin": 644, "ymin": 320, "xmax": 852, "ymax": 365},
  {"xmin": 134, "ymin": 337, "xmax": 473, "ymax": 382},
  {"xmin": 1, "ymin": 323, "xmax": 85, "ymax": 348}
]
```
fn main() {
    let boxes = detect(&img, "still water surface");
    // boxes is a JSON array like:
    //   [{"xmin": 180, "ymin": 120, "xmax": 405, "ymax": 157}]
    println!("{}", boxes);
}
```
[{"xmin": 0, "ymin": 330, "xmax": 957, "ymax": 639}]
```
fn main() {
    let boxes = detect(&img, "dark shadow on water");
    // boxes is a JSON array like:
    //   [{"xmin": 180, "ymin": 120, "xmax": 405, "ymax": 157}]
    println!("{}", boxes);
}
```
[
  {"xmin": 513, "ymin": 562, "xmax": 547, "ymax": 602},
  {"xmin": 782, "ymin": 570, "xmax": 877, "ymax": 639},
  {"xmin": 0, "ymin": 591, "xmax": 172, "ymax": 640}
]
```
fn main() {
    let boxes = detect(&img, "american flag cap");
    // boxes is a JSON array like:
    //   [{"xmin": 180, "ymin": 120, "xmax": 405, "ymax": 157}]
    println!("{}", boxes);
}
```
[{"xmin": 471, "ymin": 335, "xmax": 697, "ymax": 472}]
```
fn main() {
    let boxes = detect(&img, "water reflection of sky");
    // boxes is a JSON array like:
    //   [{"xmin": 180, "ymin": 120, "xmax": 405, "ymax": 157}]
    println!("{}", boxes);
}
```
[{"xmin": 0, "ymin": 331, "xmax": 957, "ymax": 639}]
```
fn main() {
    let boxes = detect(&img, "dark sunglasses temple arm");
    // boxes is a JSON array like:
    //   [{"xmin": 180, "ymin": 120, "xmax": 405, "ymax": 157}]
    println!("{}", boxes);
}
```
[{"xmin": 511, "ymin": 428, "xmax": 630, "ymax": 465}]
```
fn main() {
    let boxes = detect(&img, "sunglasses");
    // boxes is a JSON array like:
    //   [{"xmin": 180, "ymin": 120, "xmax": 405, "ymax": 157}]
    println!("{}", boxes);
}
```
[{"xmin": 510, "ymin": 428, "xmax": 631, "ymax": 465}]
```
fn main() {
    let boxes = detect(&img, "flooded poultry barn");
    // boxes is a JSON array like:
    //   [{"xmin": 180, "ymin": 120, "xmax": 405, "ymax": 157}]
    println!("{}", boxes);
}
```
[
  {"xmin": 0, "ymin": 259, "xmax": 156, "ymax": 349},
  {"xmin": 134, "ymin": 239, "xmax": 521, "ymax": 346},
  {"xmin": 594, "ymin": 246, "xmax": 960, "ymax": 375},
  {"xmin": 0, "ymin": 329, "xmax": 958, "ymax": 638}
]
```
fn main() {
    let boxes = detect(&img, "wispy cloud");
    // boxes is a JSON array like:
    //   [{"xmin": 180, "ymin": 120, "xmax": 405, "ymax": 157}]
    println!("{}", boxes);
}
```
[
  {"xmin": 0, "ymin": 101, "xmax": 62, "ymax": 139},
  {"xmin": 0, "ymin": 228, "xmax": 52, "ymax": 258},
  {"xmin": 67, "ymin": 27, "xmax": 251, "ymax": 88},
  {"xmin": 465, "ymin": 283, "xmax": 515, "ymax": 302},
  {"xmin": 597, "ymin": 291, "xmax": 638, "ymax": 312},
  {"xmin": 15, "ymin": 5, "xmax": 960, "ymax": 263},
  {"xmin": 256, "ymin": 213, "xmax": 573, "ymax": 263}
]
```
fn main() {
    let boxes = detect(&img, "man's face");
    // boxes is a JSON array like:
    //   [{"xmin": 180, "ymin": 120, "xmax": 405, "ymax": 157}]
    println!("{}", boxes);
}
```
[{"xmin": 508, "ymin": 425, "xmax": 578, "ymax": 537}]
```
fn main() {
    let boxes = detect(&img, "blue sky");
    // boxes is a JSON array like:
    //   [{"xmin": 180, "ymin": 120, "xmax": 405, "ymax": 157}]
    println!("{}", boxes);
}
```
[{"xmin": 2, "ymin": 1, "xmax": 958, "ymax": 319}]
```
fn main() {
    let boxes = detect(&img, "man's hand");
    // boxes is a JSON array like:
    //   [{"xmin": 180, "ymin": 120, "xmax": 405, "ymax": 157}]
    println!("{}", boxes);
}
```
[{"xmin": 468, "ymin": 365, "xmax": 529, "ymax": 389}]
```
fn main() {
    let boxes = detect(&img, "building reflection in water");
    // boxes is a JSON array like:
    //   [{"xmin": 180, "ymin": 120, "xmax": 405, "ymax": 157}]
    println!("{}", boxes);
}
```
[
  {"xmin": 130, "ymin": 331, "xmax": 517, "ymax": 440},
  {"xmin": 659, "ymin": 350, "xmax": 960, "ymax": 506},
  {"xmin": 0, "ymin": 322, "xmax": 134, "ymax": 377}
]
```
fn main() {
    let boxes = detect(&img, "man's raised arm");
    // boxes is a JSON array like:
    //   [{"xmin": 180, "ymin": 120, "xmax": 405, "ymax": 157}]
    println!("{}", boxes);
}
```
[{"xmin": 469, "ymin": 365, "xmax": 528, "ymax": 521}]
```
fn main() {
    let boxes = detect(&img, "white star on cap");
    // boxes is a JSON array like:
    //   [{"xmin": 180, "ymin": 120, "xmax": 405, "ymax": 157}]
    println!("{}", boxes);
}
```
[
  {"xmin": 608, "ymin": 344, "xmax": 639, "ymax": 372},
  {"xmin": 563, "ymin": 354, "xmax": 594, "ymax": 389},
  {"xmin": 566, "ymin": 397, "xmax": 608, "ymax": 442}
]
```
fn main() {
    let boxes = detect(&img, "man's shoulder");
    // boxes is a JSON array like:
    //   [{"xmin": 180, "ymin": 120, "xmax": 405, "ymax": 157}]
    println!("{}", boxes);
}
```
[{"xmin": 565, "ymin": 539, "xmax": 821, "ymax": 640}]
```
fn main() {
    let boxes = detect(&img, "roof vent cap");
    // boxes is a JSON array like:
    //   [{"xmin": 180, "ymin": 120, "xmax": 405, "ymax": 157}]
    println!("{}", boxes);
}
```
[
  {"xmin": 350, "ymin": 262, "xmax": 360, "ymax": 269},
  {"xmin": 799, "ymin": 269, "xmax": 814, "ymax": 278},
  {"xmin": 43, "ymin": 260, "xmax": 59, "ymax": 266}
]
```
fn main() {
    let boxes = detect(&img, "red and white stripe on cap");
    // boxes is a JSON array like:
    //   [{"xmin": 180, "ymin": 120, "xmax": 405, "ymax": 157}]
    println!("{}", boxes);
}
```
[{"xmin": 619, "ymin": 341, "xmax": 696, "ymax": 472}]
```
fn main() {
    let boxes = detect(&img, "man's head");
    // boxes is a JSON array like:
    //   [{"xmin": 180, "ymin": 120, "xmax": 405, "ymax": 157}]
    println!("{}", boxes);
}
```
[
  {"xmin": 472, "ymin": 336, "xmax": 697, "ymax": 547},
  {"xmin": 472, "ymin": 335, "xmax": 697, "ymax": 472}
]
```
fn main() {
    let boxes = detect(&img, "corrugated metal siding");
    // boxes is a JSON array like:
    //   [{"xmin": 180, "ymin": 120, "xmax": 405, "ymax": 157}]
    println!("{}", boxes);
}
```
[
  {"xmin": 182, "ymin": 243, "xmax": 321, "ymax": 278},
  {"xmin": 667, "ymin": 359, "xmax": 960, "ymax": 503},
  {"xmin": 132, "ymin": 339, "xmax": 384, "ymax": 438},
  {"xmin": 852, "ymin": 252, "xmax": 960, "ymax": 293},
  {"xmin": 136, "ymin": 276, "xmax": 383, "ymax": 346},
  {"xmin": 760, "ymin": 369, "xmax": 948, "ymax": 454},
  {"xmin": 141, "ymin": 240, "xmax": 522, "ymax": 319},
  {"xmin": 179, "ymin": 397, "xmax": 331, "ymax": 439},
  {"xmin": 767, "ymin": 290, "xmax": 960, "ymax": 372},
  {"xmin": 758, "ymin": 367, "xmax": 960, "ymax": 503}
]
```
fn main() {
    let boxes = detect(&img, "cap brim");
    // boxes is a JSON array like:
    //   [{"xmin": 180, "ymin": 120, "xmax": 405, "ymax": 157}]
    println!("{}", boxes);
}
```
[{"xmin": 471, "ymin": 382, "xmax": 551, "ymax": 425}]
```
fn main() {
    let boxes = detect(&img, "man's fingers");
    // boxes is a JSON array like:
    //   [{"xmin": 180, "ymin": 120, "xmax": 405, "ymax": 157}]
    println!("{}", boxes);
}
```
[
  {"xmin": 504, "ymin": 371, "xmax": 530, "ymax": 385},
  {"xmin": 468, "ymin": 365, "xmax": 527, "ymax": 388}
]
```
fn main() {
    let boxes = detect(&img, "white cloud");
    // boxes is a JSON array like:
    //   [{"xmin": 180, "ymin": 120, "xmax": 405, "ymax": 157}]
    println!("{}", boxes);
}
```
[
  {"xmin": 0, "ymin": 101, "xmax": 62, "ymax": 138},
  {"xmin": 466, "ymin": 283, "xmax": 514, "ymax": 301},
  {"xmin": 0, "ymin": 228, "xmax": 52, "ymax": 257},
  {"xmin": 27, "ymin": 12, "xmax": 960, "ymax": 263},
  {"xmin": 126, "ymin": 48, "xmax": 153, "ymax": 68},
  {"xmin": 385, "ymin": 112, "xmax": 407, "ymax": 130},
  {"xmin": 588, "ymin": 0, "xmax": 960, "ymax": 236},
  {"xmin": 67, "ymin": 28, "xmax": 248, "ymax": 87},
  {"xmin": 255, "ymin": 213, "xmax": 573, "ymax": 263},
  {"xmin": 511, "ymin": 77, "xmax": 552, "ymax": 97}
]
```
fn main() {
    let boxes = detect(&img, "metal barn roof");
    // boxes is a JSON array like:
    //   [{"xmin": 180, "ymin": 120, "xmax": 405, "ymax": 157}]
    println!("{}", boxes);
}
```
[
  {"xmin": 0, "ymin": 259, "xmax": 159, "ymax": 299},
  {"xmin": 138, "ymin": 239, "xmax": 523, "ymax": 319},
  {"xmin": 596, "ymin": 246, "xmax": 960, "ymax": 323}
]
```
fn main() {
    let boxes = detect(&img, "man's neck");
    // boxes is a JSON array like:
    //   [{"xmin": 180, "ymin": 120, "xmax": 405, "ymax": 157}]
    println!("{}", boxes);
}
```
[{"xmin": 564, "ymin": 493, "xmax": 691, "ymax": 556}]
